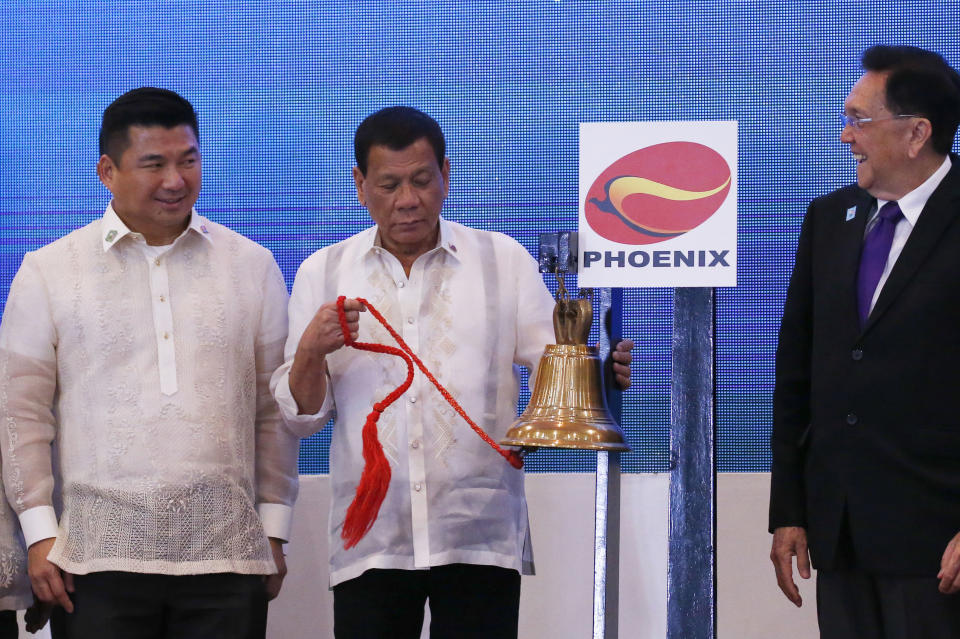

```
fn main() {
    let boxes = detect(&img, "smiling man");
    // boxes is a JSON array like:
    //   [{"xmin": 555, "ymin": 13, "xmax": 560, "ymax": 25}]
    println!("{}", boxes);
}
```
[
  {"xmin": 0, "ymin": 88, "xmax": 300, "ymax": 639},
  {"xmin": 770, "ymin": 46, "xmax": 960, "ymax": 637},
  {"xmin": 271, "ymin": 106, "xmax": 633, "ymax": 638}
]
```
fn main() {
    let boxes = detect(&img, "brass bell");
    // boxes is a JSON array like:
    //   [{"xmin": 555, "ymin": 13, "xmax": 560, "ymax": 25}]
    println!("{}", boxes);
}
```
[{"xmin": 501, "ymin": 275, "xmax": 630, "ymax": 451}]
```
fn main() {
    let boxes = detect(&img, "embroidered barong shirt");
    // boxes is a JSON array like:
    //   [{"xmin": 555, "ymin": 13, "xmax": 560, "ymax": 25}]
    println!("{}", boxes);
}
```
[
  {"xmin": 0, "ymin": 204, "xmax": 299, "ymax": 576},
  {"xmin": 271, "ymin": 218, "xmax": 556, "ymax": 587},
  {"xmin": 0, "ymin": 474, "xmax": 29, "ymax": 611}
]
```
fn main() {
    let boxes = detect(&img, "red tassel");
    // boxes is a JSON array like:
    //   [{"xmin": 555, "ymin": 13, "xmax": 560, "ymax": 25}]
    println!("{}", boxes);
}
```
[
  {"xmin": 341, "ymin": 414, "xmax": 393, "ymax": 549},
  {"xmin": 334, "ymin": 295, "xmax": 523, "ymax": 550}
]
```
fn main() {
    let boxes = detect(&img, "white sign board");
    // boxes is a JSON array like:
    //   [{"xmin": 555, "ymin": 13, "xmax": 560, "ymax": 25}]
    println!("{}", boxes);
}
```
[{"xmin": 578, "ymin": 121, "xmax": 738, "ymax": 287}]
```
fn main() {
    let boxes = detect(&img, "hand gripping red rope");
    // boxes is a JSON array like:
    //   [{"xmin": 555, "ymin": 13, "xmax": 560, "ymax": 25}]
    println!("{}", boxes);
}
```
[{"xmin": 336, "ymin": 295, "xmax": 524, "ymax": 550}]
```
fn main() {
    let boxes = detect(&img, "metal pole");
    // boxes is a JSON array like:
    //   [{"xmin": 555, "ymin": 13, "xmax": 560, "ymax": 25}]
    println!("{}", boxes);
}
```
[
  {"xmin": 593, "ymin": 287, "xmax": 624, "ymax": 639},
  {"xmin": 666, "ymin": 287, "xmax": 716, "ymax": 639}
]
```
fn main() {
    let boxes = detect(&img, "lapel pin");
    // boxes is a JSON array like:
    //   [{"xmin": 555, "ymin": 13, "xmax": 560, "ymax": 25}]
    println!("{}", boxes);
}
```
[{"xmin": 845, "ymin": 206, "xmax": 856, "ymax": 222}]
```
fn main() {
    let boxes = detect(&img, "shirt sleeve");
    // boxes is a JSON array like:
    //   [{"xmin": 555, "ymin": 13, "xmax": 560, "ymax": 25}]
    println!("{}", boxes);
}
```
[
  {"xmin": 769, "ymin": 202, "xmax": 815, "ymax": 532},
  {"xmin": 512, "ymin": 244, "xmax": 556, "ymax": 375},
  {"xmin": 269, "ymin": 254, "xmax": 336, "ymax": 439},
  {"xmin": 0, "ymin": 253, "xmax": 61, "ymax": 546},
  {"xmin": 253, "ymin": 255, "xmax": 300, "ymax": 542}
]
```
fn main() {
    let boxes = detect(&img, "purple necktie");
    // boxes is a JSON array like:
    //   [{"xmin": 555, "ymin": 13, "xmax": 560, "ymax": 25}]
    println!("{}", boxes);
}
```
[{"xmin": 856, "ymin": 201, "xmax": 903, "ymax": 326}]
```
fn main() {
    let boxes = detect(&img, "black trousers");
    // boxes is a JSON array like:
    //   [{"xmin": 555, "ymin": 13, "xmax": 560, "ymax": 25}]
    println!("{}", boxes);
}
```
[
  {"xmin": 0, "ymin": 610, "xmax": 17, "ymax": 639},
  {"xmin": 49, "ymin": 572, "xmax": 267, "ymax": 639},
  {"xmin": 817, "ymin": 517, "xmax": 960, "ymax": 638},
  {"xmin": 817, "ymin": 570, "xmax": 960, "ymax": 639},
  {"xmin": 333, "ymin": 563, "xmax": 521, "ymax": 639}
]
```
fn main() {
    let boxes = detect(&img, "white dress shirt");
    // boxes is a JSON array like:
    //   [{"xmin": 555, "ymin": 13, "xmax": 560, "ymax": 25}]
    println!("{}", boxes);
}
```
[
  {"xmin": 866, "ymin": 155, "xmax": 952, "ymax": 313},
  {"xmin": 271, "ymin": 218, "xmax": 556, "ymax": 587},
  {"xmin": 0, "ymin": 204, "xmax": 299, "ymax": 576}
]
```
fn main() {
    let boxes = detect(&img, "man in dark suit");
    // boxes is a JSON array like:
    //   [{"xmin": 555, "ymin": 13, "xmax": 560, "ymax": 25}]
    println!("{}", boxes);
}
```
[{"xmin": 769, "ymin": 45, "xmax": 960, "ymax": 638}]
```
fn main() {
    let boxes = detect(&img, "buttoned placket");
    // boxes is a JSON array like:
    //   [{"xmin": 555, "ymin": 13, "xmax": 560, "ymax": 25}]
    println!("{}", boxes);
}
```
[
  {"xmin": 142, "ymin": 243, "xmax": 178, "ymax": 395},
  {"xmin": 379, "ymin": 249, "xmax": 431, "ymax": 566}
]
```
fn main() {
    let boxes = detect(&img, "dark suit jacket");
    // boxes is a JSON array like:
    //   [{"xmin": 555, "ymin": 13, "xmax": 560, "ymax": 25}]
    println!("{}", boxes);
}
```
[{"xmin": 770, "ymin": 155, "xmax": 960, "ymax": 576}]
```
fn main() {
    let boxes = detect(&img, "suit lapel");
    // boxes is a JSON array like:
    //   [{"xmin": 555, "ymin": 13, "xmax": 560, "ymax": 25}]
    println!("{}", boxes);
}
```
[{"xmin": 865, "ymin": 159, "xmax": 960, "ymax": 331}]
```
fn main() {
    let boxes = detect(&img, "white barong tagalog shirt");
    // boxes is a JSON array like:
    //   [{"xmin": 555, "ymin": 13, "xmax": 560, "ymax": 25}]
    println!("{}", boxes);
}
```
[
  {"xmin": 271, "ymin": 218, "xmax": 556, "ymax": 587},
  {"xmin": 0, "ymin": 473, "xmax": 30, "ymax": 611},
  {"xmin": 0, "ymin": 204, "xmax": 299, "ymax": 576}
]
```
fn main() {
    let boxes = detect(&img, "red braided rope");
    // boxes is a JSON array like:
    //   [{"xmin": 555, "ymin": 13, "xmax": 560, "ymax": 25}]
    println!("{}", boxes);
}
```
[{"xmin": 336, "ymin": 295, "xmax": 523, "ymax": 549}]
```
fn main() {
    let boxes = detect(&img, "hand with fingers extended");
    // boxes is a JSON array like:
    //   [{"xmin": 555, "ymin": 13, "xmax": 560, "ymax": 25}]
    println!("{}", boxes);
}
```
[
  {"xmin": 27, "ymin": 537, "xmax": 74, "ymax": 614},
  {"xmin": 612, "ymin": 338, "xmax": 634, "ymax": 390},
  {"xmin": 770, "ymin": 526, "xmax": 811, "ymax": 607},
  {"xmin": 290, "ymin": 298, "xmax": 365, "ymax": 415},
  {"xmin": 264, "ymin": 537, "xmax": 288, "ymax": 601},
  {"xmin": 937, "ymin": 530, "xmax": 960, "ymax": 594}
]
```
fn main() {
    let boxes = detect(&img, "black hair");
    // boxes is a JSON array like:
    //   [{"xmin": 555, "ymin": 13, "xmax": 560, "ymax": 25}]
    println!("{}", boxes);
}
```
[
  {"xmin": 353, "ymin": 106, "xmax": 445, "ymax": 175},
  {"xmin": 99, "ymin": 87, "xmax": 199, "ymax": 161},
  {"xmin": 861, "ymin": 45, "xmax": 960, "ymax": 155}
]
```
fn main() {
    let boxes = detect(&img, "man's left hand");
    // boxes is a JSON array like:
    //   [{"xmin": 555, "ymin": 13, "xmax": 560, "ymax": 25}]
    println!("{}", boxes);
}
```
[
  {"xmin": 24, "ymin": 598, "xmax": 53, "ymax": 633},
  {"xmin": 612, "ymin": 339, "xmax": 634, "ymax": 390},
  {"xmin": 938, "ymin": 531, "xmax": 960, "ymax": 593},
  {"xmin": 265, "ymin": 538, "xmax": 288, "ymax": 600}
]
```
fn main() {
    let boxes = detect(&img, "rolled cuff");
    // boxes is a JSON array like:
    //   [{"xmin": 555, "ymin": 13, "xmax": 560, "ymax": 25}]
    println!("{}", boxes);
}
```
[
  {"xmin": 271, "ymin": 363, "xmax": 333, "ymax": 438},
  {"xmin": 258, "ymin": 502, "xmax": 294, "ymax": 542},
  {"xmin": 18, "ymin": 505, "xmax": 58, "ymax": 548}
]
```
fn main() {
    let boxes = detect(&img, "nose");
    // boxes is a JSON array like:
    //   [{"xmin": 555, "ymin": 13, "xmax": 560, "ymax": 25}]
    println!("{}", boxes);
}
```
[
  {"xmin": 161, "ymin": 165, "xmax": 186, "ymax": 191},
  {"xmin": 840, "ymin": 123, "xmax": 855, "ymax": 144},
  {"xmin": 395, "ymin": 181, "xmax": 418, "ymax": 208}
]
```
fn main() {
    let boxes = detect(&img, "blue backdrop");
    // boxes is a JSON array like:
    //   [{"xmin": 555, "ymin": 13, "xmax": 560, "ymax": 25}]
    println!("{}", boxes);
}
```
[{"xmin": 1, "ymin": 1, "xmax": 957, "ymax": 473}]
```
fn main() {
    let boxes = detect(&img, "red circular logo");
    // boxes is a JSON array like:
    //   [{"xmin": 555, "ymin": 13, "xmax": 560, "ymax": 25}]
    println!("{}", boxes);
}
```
[{"xmin": 584, "ymin": 141, "xmax": 731, "ymax": 245}]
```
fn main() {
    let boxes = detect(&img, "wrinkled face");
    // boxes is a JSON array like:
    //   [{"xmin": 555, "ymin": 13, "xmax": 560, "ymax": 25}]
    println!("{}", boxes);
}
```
[
  {"xmin": 840, "ymin": 71, "xmax": 916, "ymax": 200},
  {"xmin": 97, "ymin": 124, "xmax": 201, "ymax": 244},
  {"xmin": 353, "ymin": 137, "xmax": 449, "ymax": 260}
]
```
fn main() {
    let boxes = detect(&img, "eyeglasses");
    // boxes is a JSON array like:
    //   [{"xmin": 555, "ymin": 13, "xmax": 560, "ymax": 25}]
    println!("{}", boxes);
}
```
[{"xmin": 840, "ymin": 113, "xmax": 920, "ymax": 131}]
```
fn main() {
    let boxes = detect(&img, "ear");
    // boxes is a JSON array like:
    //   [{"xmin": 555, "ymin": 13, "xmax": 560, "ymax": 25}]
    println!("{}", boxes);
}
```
[
  {"xmin": 906, "ymin": 118, "xmax": 933, "ymax": 159},
  {"xmin": 440, "ymin": 157, "xmax": 450, "ymax": 199},
  {"xmin": 352, "ymin": 166, "xmax": 366, "ymax": 207},
  {"xmin": 97, "ymin": 154, "xmax": 116, "ymax": 191}
]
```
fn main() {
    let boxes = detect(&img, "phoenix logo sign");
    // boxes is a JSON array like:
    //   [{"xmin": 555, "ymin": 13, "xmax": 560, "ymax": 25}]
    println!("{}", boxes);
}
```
[{"xmin": 584, "ymin": 141, "xmax": 732, "ymax": 245}]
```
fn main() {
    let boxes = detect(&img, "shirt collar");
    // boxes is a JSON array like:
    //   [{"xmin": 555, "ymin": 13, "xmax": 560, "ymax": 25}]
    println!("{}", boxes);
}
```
[
  {"xmin": 877, "ymin": 155, "xmax": 952, "ymax": 227},
  {"xmin": 100, "ymin": 202, "xmax": 214, "ymax": 253},
  {"xmin": 362, "ymin": 217, "xmax": 462, "ymax": 264}
]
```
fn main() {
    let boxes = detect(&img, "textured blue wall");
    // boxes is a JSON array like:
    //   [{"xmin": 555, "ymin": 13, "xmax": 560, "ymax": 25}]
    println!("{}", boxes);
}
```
[{"xmin": 1, "ymin": 1, "xmax": 957, "ymax": 473}]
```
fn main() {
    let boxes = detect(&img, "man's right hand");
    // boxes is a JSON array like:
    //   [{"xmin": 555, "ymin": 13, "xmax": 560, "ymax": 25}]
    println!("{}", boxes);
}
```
[
  {"xmin": 770, "ymin": 526, "xmax": 811, "ymax": 607},
  {"xmin": 289, "ymin": 298, "xmax": 365, "ymax": 415},
  {"xmin": 27, "ymin": 537, "xmax": 74, "ymax": 613},
  {"xmin": 299, "ymin": 298, "xmax": 364, "ymax": 356}
]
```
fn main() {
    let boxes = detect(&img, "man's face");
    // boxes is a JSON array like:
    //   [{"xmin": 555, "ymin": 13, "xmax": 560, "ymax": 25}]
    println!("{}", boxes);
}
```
[
  {"xmin": 841, "ymin": 71, "xmax": 917, "ymax": 200},
  {"xmin": 97, "ymin": 124, "xmax": 201, "ymax": 243},
  {"xmin": 353, "ymin": 137, "xmax": 449, "ymax": 260}
]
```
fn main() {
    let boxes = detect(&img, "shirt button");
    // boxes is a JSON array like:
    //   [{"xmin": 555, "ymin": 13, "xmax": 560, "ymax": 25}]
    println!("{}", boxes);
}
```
[
  {"xmin": 845, "ymin": 413, "xmax": 858, "ymax": 425},
  {"xmin": 407, "ymin": 317, "xmax": 414, "ymax": 324},
  {"xmin": 852, "ymin": 349, "xmax": 863, "ymax": 361},
  {"xmin": 409, "ymin": 396, "xmax": 417, "ymax": 404},
  {"xmin": 163, "ymin": 332, "xmax": 170, "ymax": 340},
  {"xmin": 414, "ymin": 482, "xmax": 422, "ymax": 492},
  {"xmin": 398, "ymin": 281, "xmax": 406, "ymax": 288},
  {"xmin": 154, "ymin": 258, "xmax": 161, "ymax": 266},
  {"xmin": 411, "ymin": 440, "xmax": 420, "ymax": 449},
  {"xmin": 159, "ymin": 295, "xmax": 166, "ymax": 303}
]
